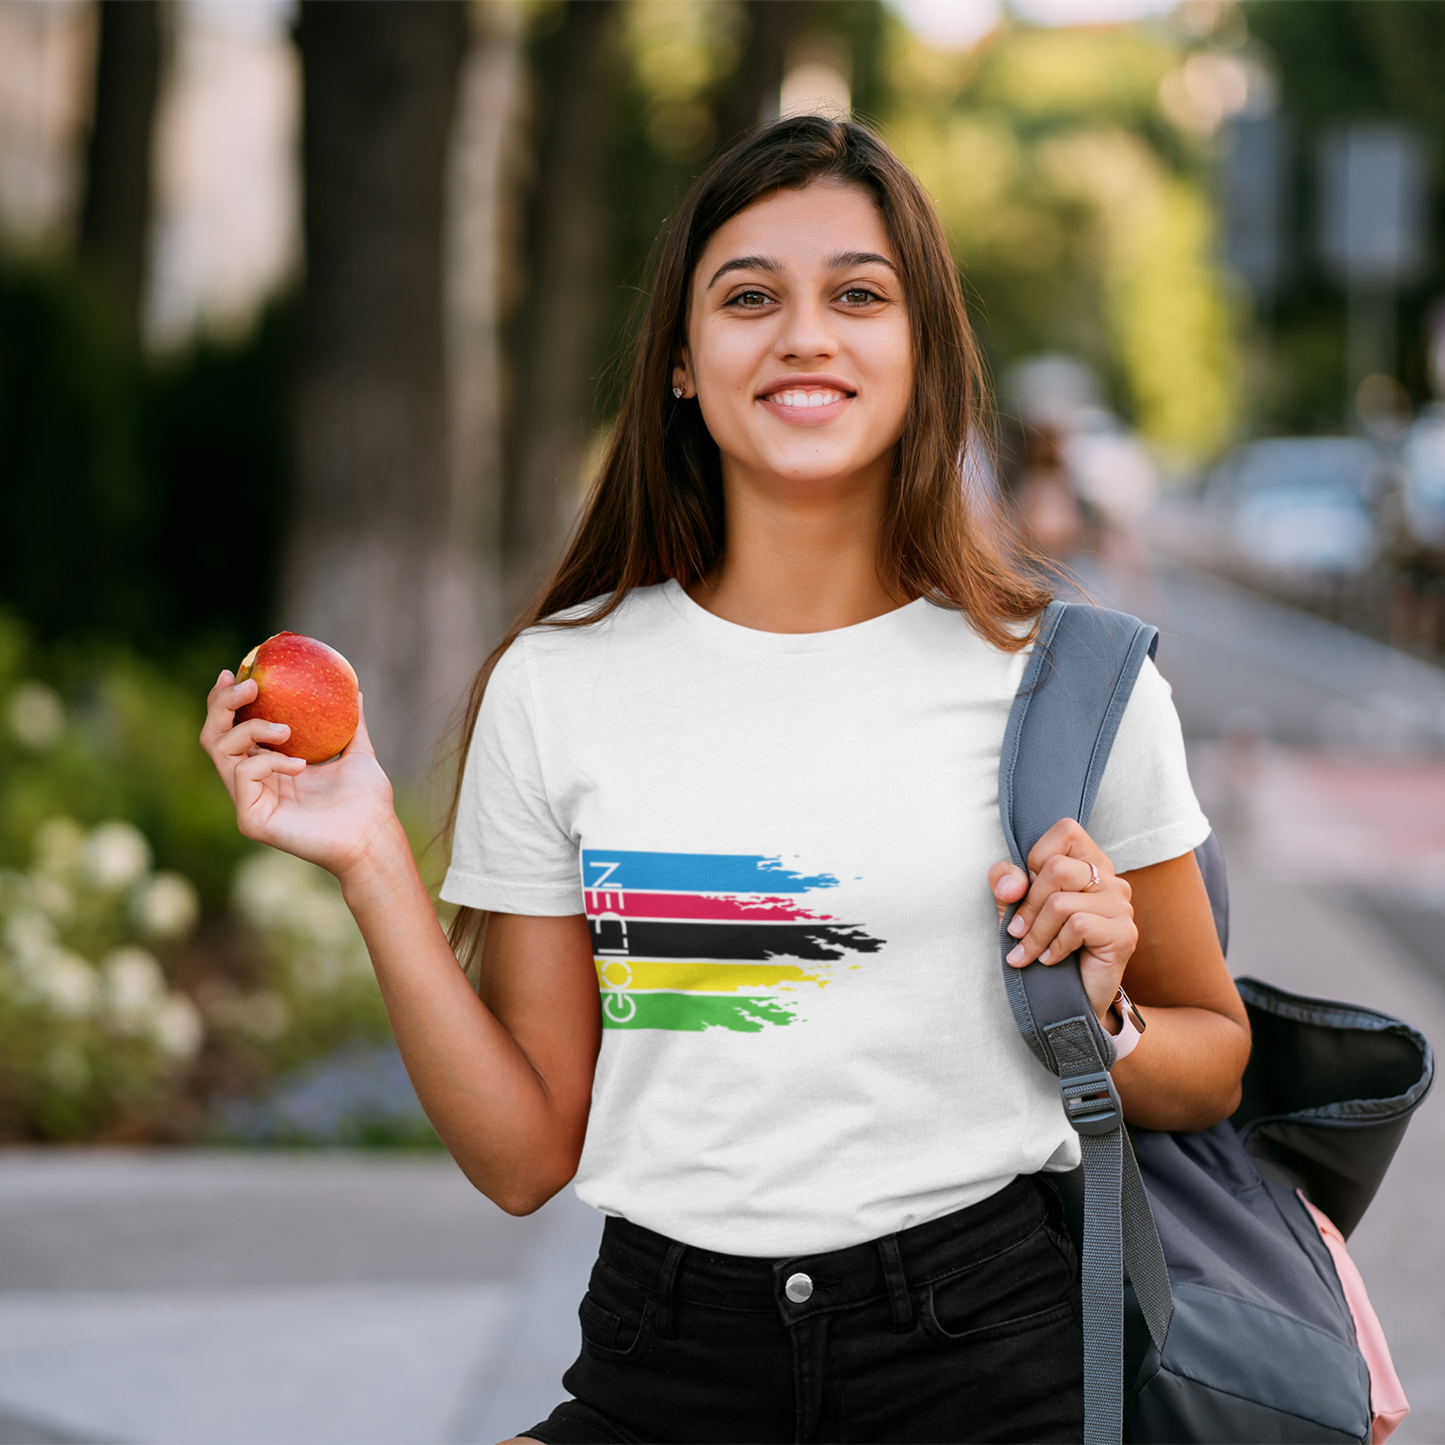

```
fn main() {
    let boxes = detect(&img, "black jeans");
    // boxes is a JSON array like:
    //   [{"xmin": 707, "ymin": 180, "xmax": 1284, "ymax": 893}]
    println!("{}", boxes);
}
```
[{"xmin": 522, "ymin": 1174, "xmax": 1083, "ymax": 1444}]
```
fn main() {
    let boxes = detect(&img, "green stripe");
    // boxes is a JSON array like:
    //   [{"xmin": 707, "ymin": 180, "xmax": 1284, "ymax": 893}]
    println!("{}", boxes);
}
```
[{"xmin": 600, "ymin": 991, "xmax": 797, "ymax": 1032}]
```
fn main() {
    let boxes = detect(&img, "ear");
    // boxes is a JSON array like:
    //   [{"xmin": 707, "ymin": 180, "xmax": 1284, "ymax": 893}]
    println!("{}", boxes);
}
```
[{"xmin": 671, "ymin": 350, "xmax": 692, "ymax": 399}]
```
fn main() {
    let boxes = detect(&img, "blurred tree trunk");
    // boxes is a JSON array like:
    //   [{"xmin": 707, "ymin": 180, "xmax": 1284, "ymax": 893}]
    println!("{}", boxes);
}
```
[
  {"xmin": 78, "ymin": 0, "xmax": 163, "ymax": 335},
  {"xmin": 715, "ymin": 1, "xmax": 812, "ymax": 148},
  {"xmin": 504, "ymin": 0, "xmax": 620, "ymax": 612},
  {"xmin": 435, "ymin": 11, "xmax": 526, "ymax": 766},
  {"xmin": 286, "ymin": 0, "xmax": 469, "ymax": 780}
]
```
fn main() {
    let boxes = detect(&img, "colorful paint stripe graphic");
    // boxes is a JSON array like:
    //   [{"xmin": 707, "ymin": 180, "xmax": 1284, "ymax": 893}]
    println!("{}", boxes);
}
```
[{"xmin": 581, "ymin": 849, "xmax": 882, "ymax": 1033}]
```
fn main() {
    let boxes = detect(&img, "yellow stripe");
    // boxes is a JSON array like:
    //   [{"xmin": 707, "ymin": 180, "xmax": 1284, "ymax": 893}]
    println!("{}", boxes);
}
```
[{"xmin": 593, "ymin": 958, "xmax": 828, "ymax": 993}]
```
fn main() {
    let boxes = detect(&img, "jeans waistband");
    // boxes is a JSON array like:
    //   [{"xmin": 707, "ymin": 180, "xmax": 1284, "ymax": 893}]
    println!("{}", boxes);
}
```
[{"xmin": 597, "ymin": 1174, "xmax": 1052, "ymax": 1327}]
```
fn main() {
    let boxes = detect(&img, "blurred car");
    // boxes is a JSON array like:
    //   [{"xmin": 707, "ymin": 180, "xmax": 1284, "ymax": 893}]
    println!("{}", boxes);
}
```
[
  {"xmin": 1204, "ymin": 437, "xmax": 1387, "ymax": 574},
  {"xmin": 1402, "ymin": 405, "xmax": 1445, "ymax": 549}
]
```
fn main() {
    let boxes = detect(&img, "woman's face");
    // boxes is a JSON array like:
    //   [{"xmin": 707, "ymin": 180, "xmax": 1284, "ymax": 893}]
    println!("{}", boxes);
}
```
[{"xmin": 677, "ymin": 181, "xmax": 912, "ymax": 499}]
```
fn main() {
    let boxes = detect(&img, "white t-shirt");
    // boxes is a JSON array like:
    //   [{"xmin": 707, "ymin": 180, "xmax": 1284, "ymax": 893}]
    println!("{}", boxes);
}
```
[{"xmin": 441, "ymin": 581, "xmax": 1209, "ymax": 1256}]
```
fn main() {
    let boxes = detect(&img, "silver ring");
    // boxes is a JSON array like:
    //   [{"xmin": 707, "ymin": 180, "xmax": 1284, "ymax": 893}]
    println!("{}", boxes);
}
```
[{"xmin": 1081, "ymin": 861, "xmax": 1101, "ymax": 893}]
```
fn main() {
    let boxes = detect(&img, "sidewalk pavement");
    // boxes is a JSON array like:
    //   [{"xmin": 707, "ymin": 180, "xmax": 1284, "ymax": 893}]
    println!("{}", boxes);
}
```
[{"xmin": 0, "ymin": 1153, "xmax": 602, "ymax": 1443}]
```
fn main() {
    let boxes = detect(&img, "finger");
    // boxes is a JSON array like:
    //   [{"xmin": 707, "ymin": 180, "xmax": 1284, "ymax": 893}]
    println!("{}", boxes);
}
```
[
  {"xmin": 1025, "ymin": 818, "xmax": 1105, "ymax": 881},
  {"xmin": 342, "ymin": 694, "xmax": 377, "ymax": 759},
  {"xmin": 1029, "ymin": 885, "xmax": 1131, "ymax": 950},
  {"xmin": 204, "ymin": 670, "xmax": 257, "ymax": 713},
  {"xmin": 1006, "ymin": 889, "xmax": 1131, "ymax": 965},
  {"xmin": 1041, "ymin": 909, "xmax": 1137, "ymax": 968},
  {"xmin": 214, "ymin": 718, "xmax": 292, "ymax": 758},
  {"xmin": 989, "ymin": 862, "xmax": 1028, "ymax": 913},
  {"xmin": 200, "ymin": 675, "xmax": 260, "ymax": 749},
  {"xmin": 233, "ymin": 749, "xmax": 307, "ymax": 819},
  {"xmin": 1006, "ymin": 849, "xmax": 1114, "ymax": 940},
  {"xmin": 205, "ymin": 668, "xmax": 234, "ymax": 706}
]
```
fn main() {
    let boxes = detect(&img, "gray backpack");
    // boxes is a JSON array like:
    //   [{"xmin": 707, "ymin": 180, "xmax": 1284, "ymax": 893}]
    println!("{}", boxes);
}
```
[{"xmin": 999, "ymin": 600, "xmax": 1434, "ymax": 1445}]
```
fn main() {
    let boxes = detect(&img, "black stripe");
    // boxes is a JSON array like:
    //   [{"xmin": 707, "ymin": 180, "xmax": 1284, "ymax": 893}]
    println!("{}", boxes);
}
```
[{"xmin": 590, "ymin": 918, "xmax": 885, "ymax": 961}]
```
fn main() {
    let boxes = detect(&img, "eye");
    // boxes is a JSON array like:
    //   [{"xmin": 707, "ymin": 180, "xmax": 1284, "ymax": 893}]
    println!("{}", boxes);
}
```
[
  {"xmin": 726, "ymin": 289, "xmax": 774, "ymax": 310},
  {"xmin": 840, "ymin": 286, "xmax": 884, "ymax": 306}
]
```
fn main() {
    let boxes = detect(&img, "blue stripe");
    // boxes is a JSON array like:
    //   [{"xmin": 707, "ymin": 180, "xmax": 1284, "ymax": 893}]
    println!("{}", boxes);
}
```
[{"xmin": 581, "ymin": 850, "xmax": 838, "ymax": 894}]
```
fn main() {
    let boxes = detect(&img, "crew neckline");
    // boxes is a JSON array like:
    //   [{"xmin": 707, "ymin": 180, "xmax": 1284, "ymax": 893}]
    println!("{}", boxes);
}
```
[{"xmin": 660, "ymin": 578, "xmax": 936, "ymax": 654}]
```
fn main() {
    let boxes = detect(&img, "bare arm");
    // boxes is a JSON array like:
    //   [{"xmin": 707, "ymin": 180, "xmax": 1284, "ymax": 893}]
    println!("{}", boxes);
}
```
[
  {"xmin": 991, "ymin": 822, "xmax": 1248, "ymax": 1133},
  {"xmin": 341, "ymin": 849, "xmax": 599, "ymax": 1212},
  {"xmin": 200, "ymin": 672, "xmax": 599, "ymax": 1214},
  {"xmin": 1110, "ymin": 851, "xmax": 1249, "ymax": 1130}
]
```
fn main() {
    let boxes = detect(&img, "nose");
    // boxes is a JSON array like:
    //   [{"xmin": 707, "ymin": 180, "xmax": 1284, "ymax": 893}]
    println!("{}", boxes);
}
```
[{"xmin": 773, "ymin": 294, "xmax": 840, "ymax": 366}]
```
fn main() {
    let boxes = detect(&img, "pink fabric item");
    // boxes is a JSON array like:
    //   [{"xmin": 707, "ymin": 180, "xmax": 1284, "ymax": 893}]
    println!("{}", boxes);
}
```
[{"xmin": 1299, "ymin": 1193, "xmax": 1409, "ymax": 1444}]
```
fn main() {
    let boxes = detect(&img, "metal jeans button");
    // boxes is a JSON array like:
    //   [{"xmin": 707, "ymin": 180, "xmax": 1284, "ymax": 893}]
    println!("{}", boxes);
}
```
[{"xmin": 784, "ymin": 1271, "xmax": 814, "ymax": 1303}]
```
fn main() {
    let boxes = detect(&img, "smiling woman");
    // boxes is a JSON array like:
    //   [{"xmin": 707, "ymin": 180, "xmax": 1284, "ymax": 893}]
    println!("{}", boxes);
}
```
[{"xmin": 199, "ymin": 115, "xmax": 1246, "ymax": 1445}]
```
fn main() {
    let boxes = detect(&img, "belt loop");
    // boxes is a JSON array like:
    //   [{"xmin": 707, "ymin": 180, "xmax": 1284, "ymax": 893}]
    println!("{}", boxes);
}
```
[
  {"xmin": 876, "ymin": 1235, "xmax": 914, "ymax": 1333},
  {"xmin": 654, "ymin": 1241, "xmax": 686, "ymax": 1339}
]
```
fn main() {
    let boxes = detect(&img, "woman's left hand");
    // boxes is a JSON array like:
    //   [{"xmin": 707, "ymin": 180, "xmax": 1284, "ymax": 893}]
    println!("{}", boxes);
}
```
[{"xmin": 988, "ymin": 818, "xmax": 1137, "ymax": 1025}]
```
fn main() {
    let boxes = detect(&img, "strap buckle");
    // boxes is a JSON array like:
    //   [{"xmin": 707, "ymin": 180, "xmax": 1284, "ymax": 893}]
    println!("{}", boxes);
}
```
[{"xmin": 1061, "ymin": 1070, "xmax": 1123, "ymax": 1135}]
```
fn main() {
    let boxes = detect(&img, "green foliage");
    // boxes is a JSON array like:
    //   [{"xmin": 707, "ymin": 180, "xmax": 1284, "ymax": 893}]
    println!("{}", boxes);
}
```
[
  {"xmin": 890, "ymin": 20, "xmax": 1240, "ymax": 460},
  {"xmin": 0, "ymin": 613, "xmax": 252, "ymax": 908},
  {"xmin": 0, "ymin": 258, "xmax": 289, "ymax": 657},
  {"xmin": 143, "ymin": 302, "xmax": 291, "ymax": 653},
  {"xmin": 1242, "ymin": 1, "xmax": 1445, "ymax": 428},
  {"xmin": 0, "ymin": 263, "xmax": 150, "ymax": 641}
]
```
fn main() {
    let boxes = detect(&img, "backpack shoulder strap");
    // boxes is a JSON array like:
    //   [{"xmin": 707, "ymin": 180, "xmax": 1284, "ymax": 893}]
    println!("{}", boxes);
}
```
[
  {"xmin": 996, "ymin": 599, "xmax": 1173, "ymax": 1445},
  {"xmin": 999, "ymin": 599, "xmax": 1160, "ymax": 1074}
]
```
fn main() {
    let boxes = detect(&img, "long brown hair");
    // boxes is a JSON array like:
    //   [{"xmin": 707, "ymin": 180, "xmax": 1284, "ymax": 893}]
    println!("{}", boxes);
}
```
[{"xmin": 446, "ymin": 115, "xmax": 1050, "ymax": 975}]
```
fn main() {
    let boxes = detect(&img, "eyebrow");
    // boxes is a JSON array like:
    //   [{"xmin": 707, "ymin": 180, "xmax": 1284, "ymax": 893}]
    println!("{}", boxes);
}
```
[{"xmin": 706, "ymin": 250, "xmax": 898, "ymax": 289}]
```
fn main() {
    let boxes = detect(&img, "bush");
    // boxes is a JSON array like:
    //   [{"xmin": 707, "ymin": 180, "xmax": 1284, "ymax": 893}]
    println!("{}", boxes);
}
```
[
  {"xmin": 218, "ymin": 849, "xmax": 392, "ymax": 1072},
  {"xmin": 0, "ymin": 614, "xmax": 442, "ymax": 1144},
  {"xmin": 0, "ymin": 816, "xmax": 203, "ymax": 1139},
  {"xmin": 0, "ymin": 613, "xmax": 252, "ymax": 908}
]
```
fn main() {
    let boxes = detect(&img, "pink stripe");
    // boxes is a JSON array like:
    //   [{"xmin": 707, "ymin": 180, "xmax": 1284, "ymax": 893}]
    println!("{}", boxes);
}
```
[
  {"xmin": 1298, "ymin": 1194, "xmax": 1408, "ymax": 1443},
  {"xmin": 583, "ymin": 890, "xmax": 832, "ymax": 922}
]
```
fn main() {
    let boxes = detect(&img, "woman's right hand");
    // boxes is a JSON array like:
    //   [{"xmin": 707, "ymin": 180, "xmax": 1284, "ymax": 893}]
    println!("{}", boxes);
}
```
[{"xmin": 200, "ymin": 670, "xmax": 400, "ymax": 881}]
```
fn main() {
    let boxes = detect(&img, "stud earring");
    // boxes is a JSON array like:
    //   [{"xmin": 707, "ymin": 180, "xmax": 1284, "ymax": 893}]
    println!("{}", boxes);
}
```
[{"xmin": 672, "ymin": 386, "xmax": 684, "ymax": 398}]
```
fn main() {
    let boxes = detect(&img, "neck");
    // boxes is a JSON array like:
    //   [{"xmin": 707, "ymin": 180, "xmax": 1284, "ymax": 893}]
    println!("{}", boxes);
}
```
[{"xmin": 686, "ymin": 453, "xmax": 905, "ymax": 633}]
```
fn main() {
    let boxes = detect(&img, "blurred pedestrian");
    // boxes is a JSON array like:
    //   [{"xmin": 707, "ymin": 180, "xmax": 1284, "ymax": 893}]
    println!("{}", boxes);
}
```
[
  {"xmin": 200, "ymin": 117, "xmax": 1247, "ymax": 1444},
  {"xmin": 1005, "ymin": 423, "xmax": 1086, "ymax": 561}
]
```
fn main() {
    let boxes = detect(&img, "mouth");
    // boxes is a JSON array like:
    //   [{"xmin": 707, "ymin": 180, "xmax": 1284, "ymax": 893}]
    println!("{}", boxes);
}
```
[{"xmin": 756, "ymin": 374, "xmax": 856, "ymax": 425}]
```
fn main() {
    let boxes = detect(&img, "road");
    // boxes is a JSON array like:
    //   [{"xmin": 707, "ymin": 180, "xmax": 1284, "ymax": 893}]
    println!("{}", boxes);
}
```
[{"xmin": 1, "ymin": 556, "xmax": 1441, "ymax": 1444}]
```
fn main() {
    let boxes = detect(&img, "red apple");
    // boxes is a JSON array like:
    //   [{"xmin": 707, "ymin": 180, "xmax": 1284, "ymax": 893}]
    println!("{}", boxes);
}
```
[{"xmin": 234, "ymin": 633, "xmax": 359, "ymax": 763}]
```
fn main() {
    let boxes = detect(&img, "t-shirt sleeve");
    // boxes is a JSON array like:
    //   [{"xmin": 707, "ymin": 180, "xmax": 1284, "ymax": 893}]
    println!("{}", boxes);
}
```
[
  {"xmin": 439, "ymin": 638, "xmax": 585, "ymax": 915},
  {"xmin": 1086, "ymin": 657, "xmax": 1210, "ymax": 875}
]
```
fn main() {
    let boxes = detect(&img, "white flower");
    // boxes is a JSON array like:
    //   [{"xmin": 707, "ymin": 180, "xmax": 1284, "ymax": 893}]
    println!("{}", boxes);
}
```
[
  {"xmin": 298, "ymin": 890, "xmax": 356, "ymax": 950},
  {"xmin": 154, "ymin": 994, "xmax": 204, "ymax": 1058},
  {"xmin": 82, "ymin": 822, "xmax": 152, "ymax": 891},
  {"xmin": 43, "ymin": 1045, "xmax": 89, "ymax": 1095},
  {"xmin": 3, "ymin": 909, "xmax": 57, "ymax": 960},
  {"xmin": 7, "ymin": 681, "xmax": 64, "ymax": 751},
  {"xmin": 22, "ymin": 949, "xmax": 98, "ymax": 1017},
  {"xmin": 102, "ymin": 947, "xmax": 166, "ymax": 1031},
  {"xmin": 31, "ymin": 876, "xmax": 75, "ymax": 926},
  {"xmin": 33, "ymin": 818, "xmax": 83, "ymax": 877},
  {"xmin": 132, "ymin": 874, "xmax": 199, "ymax": 941},
  {"xmin": 233, "ymin": 851, "xmax": 314, "ymax": 928}
]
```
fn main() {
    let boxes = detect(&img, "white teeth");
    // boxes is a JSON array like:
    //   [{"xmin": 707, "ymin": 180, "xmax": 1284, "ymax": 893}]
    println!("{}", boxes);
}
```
[{"xmin": 774, "ymin": 389, "xmax": 843, "ymax": 408}]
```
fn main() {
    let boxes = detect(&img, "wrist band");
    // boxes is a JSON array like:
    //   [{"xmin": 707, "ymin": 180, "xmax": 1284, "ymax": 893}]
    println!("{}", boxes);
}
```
[{"xmin": 1110, "ymin": 986, "xmax": 1146, "ymax": 1062}]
